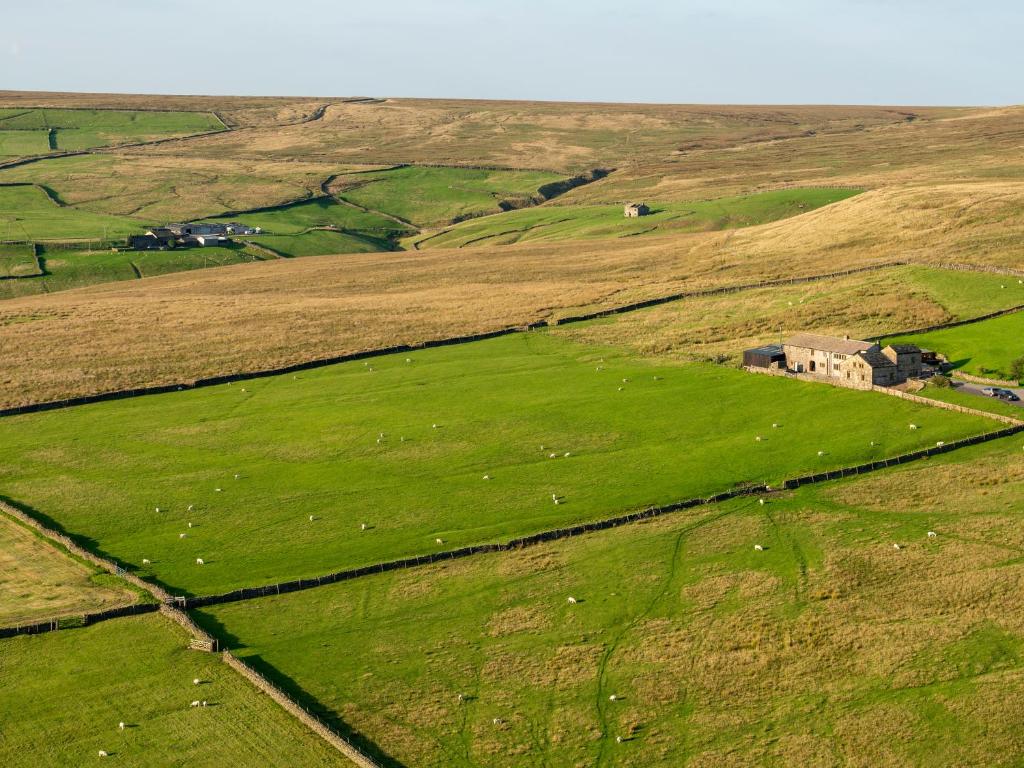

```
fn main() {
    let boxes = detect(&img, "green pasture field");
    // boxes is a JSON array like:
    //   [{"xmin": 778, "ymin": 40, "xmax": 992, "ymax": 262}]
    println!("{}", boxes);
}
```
[
  {"xmin": 415, "ymin": 188, "xmax": 862, "ymax": 249},
  {"xmin": 0, "ymin": 108, "xmax": 223, "ymax": 154},
  {"xmin": 205, "ymin": 197, "xmax": 411, "ymax": 238},
  {"xmin": 0, "ymin": 332, "xmax": 995, "ymax": 597},
  {"xmin": 885, "ymin": 311, "xmax": 1024, "ymax": 382},
  {"xmin": 0, "ymin": 613, "xmax": 344, "ymax": 767},
  {"xmin": 0, "ymin": 243, "xmax": 39, "ymax": 278},
  {"xmin": 0, "ymin": 245, "xmax": 268, "ymax": 299},
  {"xmin": 336, "ymin": 165, "xmax": 565, "ymax": 226},
  {"xmin": 0, "ymin": 184, "xmax": 141, "ymax": 241},
  {"xmin": 253, "ymin": 229, "xmax": 392, "ymax": 257},
  {"xmin": 199, "ymin": 437, "xmax": 1024, "ymax": 767},
  {"xmin": 917, "ymin": 380, "xmax": 1024, "ymax": 418},
  {"xmin": 0, "ymin": 129, "xmax": 51, "ymax": 159}
]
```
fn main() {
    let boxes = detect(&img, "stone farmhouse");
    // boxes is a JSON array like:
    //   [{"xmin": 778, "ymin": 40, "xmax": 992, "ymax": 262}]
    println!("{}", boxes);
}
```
[
  {"xmin": 124, "ymin": 220, "xmax": 260, "ymax": 251},
  {"xmin": 744, "ymin": 333, "xmax": 923, "ymax": 387},
  {"xmin": 624, "ymin": 202, "xmax": 650, "ymax": 217}
]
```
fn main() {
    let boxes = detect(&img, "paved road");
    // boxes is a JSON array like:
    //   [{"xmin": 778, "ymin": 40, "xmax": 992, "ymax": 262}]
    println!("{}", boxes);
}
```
[{"xmin": 955, "ymin": 382, "xmax": 1024, "ymax": 408}]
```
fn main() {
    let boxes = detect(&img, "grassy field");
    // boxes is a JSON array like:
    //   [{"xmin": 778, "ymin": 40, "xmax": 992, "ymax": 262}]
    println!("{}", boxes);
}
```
[
  {"xmin": 0, "ymin": 613, "xmax": 345, "ymax": 767},
  {"xmin": 917, "ymin": 380, "xmax": 1024, "ymax": 418},
  {"xmin": 415, "ymin": 188, "xmax": 862, "ymax": 248},
  {"xmin": 198, "ymin": 438, "xmax": 1024, "ymax": 767},
  {"xmin": 0, "ymin": 513, "xmax": 134, "ymax": 626},
  {"xmin": 0, "ymin": 245, "xmax": 268, "ymax": 299},
  {"xmin": 552, "ymin": 265, "xmax": 1024, "ymax": 363},
  {"xmin": 0, "ymin": 243, "xmax": 39, "ymax": 278},
  {"xmin": 333, "ymin": 166, "xmax": 565, "ymax": 226},
  {"xmin": 207, "ymin": 197, "xmax": 411, "ymax": 238},
  {"xmin": 253, "ymin": 230, "xmax": 392, "ymax": 257},
  {"xmin": 0, "ymin": 184, "xmax": 141, "ymax": 241},
  {"xmin": 0, "ymin": 129, "xmax": 52, "ymax": 159},
  {"xmin": 884, "ymin": 311, "xmax": 1024, "ymax": 382},
  {"xmin": 0, "ymin": 107, "xmax": 223, "ymax": 156},
  {"xmin": 0, "ymin": 332, "xmax": 996, "ymax": 596}
]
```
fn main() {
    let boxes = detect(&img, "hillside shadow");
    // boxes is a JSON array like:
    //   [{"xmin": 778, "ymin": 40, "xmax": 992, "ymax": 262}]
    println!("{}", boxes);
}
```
[{"xmin": 948, "ymin": 357, "xmax": 972, "ymax": 370}]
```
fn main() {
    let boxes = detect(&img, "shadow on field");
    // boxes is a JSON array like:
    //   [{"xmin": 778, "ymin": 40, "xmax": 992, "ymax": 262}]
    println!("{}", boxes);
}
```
[{"xmin": 0, "ymin": 493, "xmax": 182, "ymax": 597}]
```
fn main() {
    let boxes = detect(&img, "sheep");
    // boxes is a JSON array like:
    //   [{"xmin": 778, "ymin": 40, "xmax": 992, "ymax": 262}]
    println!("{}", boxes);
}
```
[
  {"xmin": 376, "ymin": 438, "xmax": 382, "ymax": 445},
  {"xmin": 492, "ymin": 717, "xmax": 504, "ymax": 725},
  {"xmin": 758, "ymin": 498, "xmax": 765, "ymax": 506},
  {"xmin": 927, "ymin": 531, "xmax": 937, "ymax": 538},
  {"xmin": 893, "ymin": 543, "xmax": 902, "ymax": 550},
  {"xmin": 179, "ymin": 533, "xmax": 187, "ymax": 539},
  {"xmin": 187, "ymin": 522, "xmax": 193, "ymax": 528},
  {"xmin": 754, "ymin": 544, "xmax": 764, "ymax": 552},
  {"xmin": 201, "ymin": 701, "xmax": 208, "ymax": 707},
  {"xmin": 215, "ymin": 487, "xmax": 223, "ymax": 492},
  {"xmin": 190, "ymin": 700, "xmax": 201, "ymax": 708},
  {"xmin": 549, "ymin": 453, "xmax": 557, "ymax": 459},
  {"xmin": 870, "ymin": 441, "xmax": 875, "ymax": 446},
  {"xmin": 379, "ymin": 433, "xmax": 385, "ymax": 439},
  {"xmin": 567, "ymin": 596, "xmax": 578, "ymax": 604},
  {"xmin": 435, "ymin": 538, "xmax": 444, "ymax": 545},
  {"xmin": 622, "ymin": 378, "xmax": 630, "ymax": 383},
  {"xmin": 616, "ymin": 736, "xmax": 623, "ymax": 744},
  {"xmin": 909, "ymin": 424, "xmax": 918, "ymax": 430},
  {"xmin": 400, "ymin": 436, "xmax": 405, "ymax": 442},
  {"xmin": 554, "ymin": 498, "xmax": 561, "ymax": 505},
  {"xmin": 457, "ymin": 693, "xmax": 465, "ymax": 702},
  {"xmin": 564, "ymin": 452, "xmax": 571, "ymax": 457},
  {"xmin": 193, "ymin": 678, "xmax": 201, "ymax": 685},
  {"xmin": 233, "ymin": 473, "xmax": 240, "ymax": 480},
  {"xmin": 772, "ymin": 423, "xmax": 779, "ymax": 428},
  {"xmin": 936, "ymin": 441, "xmax": 945, "ymax": 447},
  {"xmin": 187, "ymin": 504, "xmax": 194, "ymax": 512},
  {"xmin": 241, "ymin": 388, "xmax": 247, "ymax": 393},
  {"xmin": 617, "ymin": 387, "xmax": 624, "ymax": 392},
  {"xmin": 432, "ymin": 423, "xmax": 439, "ymax": 429},
  {"xmin": 552, "ymin": 493, "xmax": 558, "ymax": 501},
  {"xmin": 99, "ymin": 750, "xmax": 109, "ymax": 757},
  {"xmin": 360, "ymin": 523, "xmax": 368, "ymax": 531},
  {"xmin": 609, "ymin": 694, "xmax": 618, "ymax": 701},
  {"xmin": 118, "ymin": 722, "xmax": 125, "ymax": 731},
  {"xmin": 483, "ymin": 474, "xmax": 491, "ymax": 480},
  {"xmin": 817, "ymin": 450, "xmax": 825, "ymax": 457},
  {"xmin": 406, "ymin": 358, "xmax": 412, "ymax": 363},
  {"xmin": 155, "ymin": 507, "xmax": 161, "ymax": 513},
  {"xmin": 196, "ymin": 558, "xmax": 205, "ymax": 565},
  {"xmin": 309, "ymin": 515, "xmax": 315, "ymax": 522},
  {"xmin": 142, "ymin": 558, "xmax": 151, "ymax": 565},
  {"xmin": 755, "ymin": 436, "xmax": 762, "ymax": 442}
]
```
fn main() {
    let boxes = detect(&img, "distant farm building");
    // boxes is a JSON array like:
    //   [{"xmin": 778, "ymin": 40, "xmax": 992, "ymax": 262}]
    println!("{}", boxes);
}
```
[
  {"xmin": 126, "ymin": 220, "xmax": 258, "ymax": 251},
  {"xmin": 744, "ymin": 332, "xmax": 922, "ymax": 387},
  {"xmin": 624, "ymin": 202, "xmax": 650, "ymax": 218}
]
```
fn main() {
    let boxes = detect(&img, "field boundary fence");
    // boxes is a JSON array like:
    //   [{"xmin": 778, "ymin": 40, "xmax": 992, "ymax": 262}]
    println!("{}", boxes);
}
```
[
  {"xmin": 222, "ymin": 651, "xmax": 381, "ymax": 768},
  {"xmin": 0, "ymin": 603, "xmax": 158, "ymax": 639},
  {"xmin": 0, "ymin": 260, "xmax": 906, "ymax": 418},
  {"xmin": 875, "ymin": 302, "xmax": 1024, "ymax": 341},
  {"xmin": 950, "ymin": 370, "xmax": 1020, "ymax": 388}
]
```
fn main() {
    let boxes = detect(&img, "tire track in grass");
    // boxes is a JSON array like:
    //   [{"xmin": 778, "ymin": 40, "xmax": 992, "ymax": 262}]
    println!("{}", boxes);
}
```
[{"xmin": 592, "ymin": 502, "xmax": 751, "ymax": 766}]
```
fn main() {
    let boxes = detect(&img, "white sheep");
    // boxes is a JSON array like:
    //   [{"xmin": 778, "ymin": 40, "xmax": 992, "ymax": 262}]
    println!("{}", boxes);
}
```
[
  {"xmin": 564, "ymin": 452, "xmax": 571, "ymax": 457},
  {"xmin": 617, "ymin": 387, "xmax": 623, "ymax": 391},
  {"xmin": 754, "ymin": 544, "xmax": 764, "ymax": 552},
  {"xmin": 436, "ymin": 538, "xmax": 444, "ymax": 544},
  {"xmin": 179, "ymin": 533, "xmax": 187, "ymax": 539},
  {"xmin": 187, "ymin": 504, "xmax": 194, "ymax": 512},
  {"xmin": 622, "ymin": 378, "xmax": 630, "ymax": 383},
  {"xmin": 936, "ymin": 441, "xmax": 945, "ymax": 447},
  {"xmin": 893, "ymin": 543, "xmax": 902, "ymax": 550},
  {"xmin": 457, "ymin": 693, "xmax": 465, "ymax": 702},
  {"xmin": 155, "ymin": 507, "xmax": 161, "ymax": 513},
  {"xmin": 432, "ymin": 423, "xmax": 439, "ymax": 429},
  {"xmin": 406, "ymin": 358, "xmax": 412, "ymax": 363},
  {"xmin": 616, "ymin": 736, "xmax": 623, "ymax": 744},
  {"xmin": 118, "ymin": 722, "xmax": 125, "ymax": 731},
  {"xmin": 483, "ymin": 474, "xmax": 491, "ymax": 480},
  {"xmin": 233, "ymin": 473, "xmax": 240, "ymax": 479},
  {"xmin": 755, "ymin": 436, "xmax": 762, "ymax": 442},
  {"xmin": 187, "ymin": 522, "xmax": 193, "ymax": 528},
  {"xmin": 909, "ymin": 424, "xmax": 918, "ymax": 430},
  {"xmin": 142, "ymin": 558, "xmax": 151, "ymax": 565},
  {"xmin": 927, "ymin": 531, "xmax": 937, "ymax": 538},
  {"xmin": 309, "ymin": 515, "xmax": 315, "ymax": 522},
  {"xmin": 772, "ymin": 423, "xmax": 779, "ymax": 428},
  {"xmin": 609, "ymin": 694, "xmax": 618, "ymax": 701},
  {"xmin": 492, "ymin": 717, "xmax": 503, "ymax": 725},
  {"xmin": 360, "ymin": 523, "xmax": 368, "ymax": 531},
  {"xmin": 758, "ymin": 499, "xmax": 765, "ymax": 506},
  {"xmin": 193, "ymin": 678, "xmax": 201, "ymax": 685},
  {"xmin": 99, "ymin": 750, "xmax": 109, "ymax": 757},
  {"xmin": 201, "ymin": 701, "xmax": 208, "ymax": 707},
  {"xmin": 196, "ymin": 558, "xmax": 204, "ymax": 565},
  {"xmin": 215, "ymin": 487, "xmax": 222, "ymax": 492},
  {"xmin": 817, "ymin": 450, "xmax": 825, "ymax": 457},
  {"xmin": 554, "ymin": 498, "xmax": 561, "ymax": 505},
  {"xmin": 567, "ymin": 596, "xmax": 577, "ymax": 604},
  {"xmin": 549, "ymin": 453, "xmax": 557, "ymax": 458},
  {"xmin": 190, "ymin": 700, "xmax": 201, "ymax": 708}
]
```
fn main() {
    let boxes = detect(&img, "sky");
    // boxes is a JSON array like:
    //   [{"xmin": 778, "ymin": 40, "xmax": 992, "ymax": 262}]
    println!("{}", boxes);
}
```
[{"xmin": 1, "ymin": 0, "xmax": 1020, "ymax": 105}]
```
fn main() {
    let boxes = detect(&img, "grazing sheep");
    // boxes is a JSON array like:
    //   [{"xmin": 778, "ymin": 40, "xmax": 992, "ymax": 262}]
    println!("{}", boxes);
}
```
[
  {"xmin": 772, "ymin": 423, "xmax": 779, "ymax": 428},
  {"xmin": 406, "ymin": 358, "xmax": 412, "ymax": 363},
  {"xmin": 755, "ymin": 436, "xmax": 762, "ymax": 442},
  {"xmin": 233, "ymin": 473, "xmax": 240, "ymax": 479},
  {"xmin": 435, "ymin": 538, "xmax": 444, "ymax": 545},
  {"xmin": 552, "ymin": 493, "xmax": 558, "ymax": 501},
  {"xmin": 99, "ymin": 750, "xmax": 109, "ymax": 757},
  {"xmin": 201, "ymin": 701, "xmax": 208, "ymax": 707},
  {"xmin": 758, "ymin": 499, "xmax": 765, "ymax": 506},
  {"xmin": 609, "ymin": 694, "xmax": 618, "ymax": 701},
  {"xmin": 817, "ymin": 450, "xmax": 825, "ymax": 457},
  {"xmin": 909, "ymin": 424, "xmax": 918, "ymax": 430},
  {"xmin": 457, "ymin": 693, "xmax": 465, "ymax": 702},
  {"xmin": 893, "ymin": 543, "xmax": 902, "ymax": 550},
  {"xmin": 376, "ymin": 438, "xmax": 382, "ymax": 445},
  {"xmin": 193, "ymin": 678, "xmax": 201, "ymax": 685},
  {"xmin": 118, "ymin": 722, "xmax": 125, "ymax": 731},
  {"xmin": 241, "ymin": 388, "xmax": 246, "ymax": 393},
  {"xmin": 936, "ymin": 441, "xmax": 945, "ymax": 447},
  {"xmin": 483, "ymin": 474, "xmax": 491, "ymax": 480},
  {"xmin": 309, "ymin": 515, "xmax": 315, "ymax": 522},
  {"xmin": 191, "ymin": 700, "xmax": 201, "ymax": 708},
  {"xmin": 549, "ymin": 453, "xmax": 557, "ymax": 458},
  {"xmin": 616, "ymin": 736, "xmax": 623, "ymax": 744},
  {"xmin": 196, "ymin": 558, "xmax": 204, "ymax": 565},
  {"xmin": 360, "ymin": 523, "xmax": 368, "ymax": 531},
  {"xmin": 142, "ymin": 558, "xmax": 151, "ymax": 565},
  {"xmin": 927, "ymin": 531, "xmax": 937, "ymax": 538},
  {"xmin": 622, "ymin": 378, "xmax": 630, "ymax": 383},
  {"xmin": 617, "ymin": 387, "xmax": 624, "ymax": 391},
  {"xmin": 432, "ymin": 423, "xmax": 439, "ymax": 429},
  {"xmin": 564, "ymin": 452, "xmax": 571, "ymax": 457},
  {"xmin": 179, "ymin": 533, "xmax": 187, "ymax": 539},
  {"xmin": 554, "ymin": 498, "xmax": 561, "ymax": 505},
  {"xmin": 187, "ymin": 522, "xmax": 193, "ymax": 528},
  {"xmin": 215, "ymin": 487, "xmax": 222, "ymax": 492},
  {"xmin": 155, "ymin": 507, "xmax": 161, "ymax": 513},
  {"xmin": 187, "ymin": 504, "xmax": 194, "ymax": 512},
  {"xmin": 754, "ymin": 544, "xmax": 764, "ymax": 552},
  {"xmin": 400, "ymin": 436, "xmax": 405, "ymax": 442},
  {"xmin": 870, "ymin": 441, "xmax": 875, "ymax": 446},
  {"xmin": 492, "ymin": 717, "xmax": 503, "ymax": 725},
  {"xmin": 567, "ymin": 596, "xmax": 577, "ymax": 604}
]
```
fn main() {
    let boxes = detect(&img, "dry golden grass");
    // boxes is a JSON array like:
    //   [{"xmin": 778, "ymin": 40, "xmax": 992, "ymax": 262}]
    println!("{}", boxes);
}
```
[{"xmin": 0, "ymin": 513, "xmax": 134, "ymax": 626}]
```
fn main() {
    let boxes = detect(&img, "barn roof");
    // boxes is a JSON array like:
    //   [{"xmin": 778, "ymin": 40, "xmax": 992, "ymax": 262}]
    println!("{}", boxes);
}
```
[
  {"xmin": 855, "ymin": 350, "xmax": 897, "ymax": 368},
  {"xmin": 884, "ymin": 343, "xmax": 921, "ymax": 354},
  {"xmin": 784, "ymin": 333, "xmax": 876, "ymax": 355}
]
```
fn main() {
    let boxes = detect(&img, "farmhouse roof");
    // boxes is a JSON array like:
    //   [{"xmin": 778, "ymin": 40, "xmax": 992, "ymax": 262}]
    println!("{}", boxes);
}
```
[
  {"xmin": 855, "ymin": 350, "xmax": 897, "ymax": 368},
  {"xmin": 784, "ymin": 333, "xmax": 876, "ymax": 355},
  {"xmin": 884, "ymin": 343, "xmax": 921, "ymax": 354}
]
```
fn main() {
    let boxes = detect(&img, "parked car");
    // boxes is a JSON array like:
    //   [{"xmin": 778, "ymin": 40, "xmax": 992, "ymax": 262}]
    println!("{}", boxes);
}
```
[
  {"xmin": 996, "ymin": 388, "xmax": 1020, "ymax": 401},
  {"xmin": 981, "ymin": 387, "xmax": 998, "ymax": 397}
]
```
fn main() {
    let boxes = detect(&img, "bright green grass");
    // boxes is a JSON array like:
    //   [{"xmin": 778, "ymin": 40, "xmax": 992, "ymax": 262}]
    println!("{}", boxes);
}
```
[
  {"xmin": 898, "ymin": 265, "xmax": 1024, "ymax": 319},
  {"xmin": 0, "ymin": 129, "xmax": 51, "ymax": 158},
  {"xmin": 0, "ymin": 108, "xmax": 223, "ymax": 154},
  {"xmin": 0, "ymin": 184, "xmax": 141, "ymax": 241},
  {"xmin": 0, "ymin": 332, "xmax": 995, "ymax": 596},
  {"xmin": 416, "ymin": 188, "xmax": 863, "ymax": 249},
  {"xmin": 0, "ymin": 245, "xmax": 267, "ymax": 299},
  {"xmin": 0, "ymin": 613, "xmax": 344, "ymax": 767},
  {"xmin": 885, "ymin": 311, "xmax": 1024, "ymax": 381},
  {"xmin": 199, "ymin": 442, "xmax": 1024, "ymax": 768},
  {"xmin": 253, "ymin": 229, "xmax": 391, "ymax": 257},
  {"xmin": 0, "ymin": 243, "xmax": 39, "ymax": 278},
  {"xmin": 205, "ymin": 197, "xmax": 410, "ymax": 237},
  {"xmin": 339, "ymin": 166, "xmax": 565, "ymax": 226}
]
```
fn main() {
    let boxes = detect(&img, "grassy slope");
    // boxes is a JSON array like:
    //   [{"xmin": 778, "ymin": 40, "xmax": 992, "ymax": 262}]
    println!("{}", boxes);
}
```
[
  {"xmin": 0, "ymin": 513, "xmax": 134, "ymax": 626},
  {"xmin": 254, "ymin": 229, "xmax": 390, "ymax": 257},
  {"xmin": 0, "ymin": 129, "xmax": 51, "ymax": 159},
  {"xmin": 336, "ymin": 166, "xmax": 564, "ymax": 226},
  {"xmin": 885, "ymin": 311, "xmax": 1024, "ymax": 381},
  {"xmin": 0, "ymin": 246, "xmax": 268, "ymax": 300},
  {"xmin": 552, "ymin": 265, "xmax": 1024, "ymax": 363},
  {"xmin": 199, "ymin": 438, "xmax": 1024, "ymax": 768},
  {"xmin": 0, "ymin": 332, "xmax": 995, "ymax": 596},
  {"xmin": 0, "ymin": 613, "xmax": 344, "ymax": 767},
  {"xmin": 417, "ymin": 188, "xmax": 862, "ymax": 248},
  {"xmin": 0, "ymin": 184, "xmax": 141, "ymax": 241},
  {"xmin": 918, "ymin": 381, "xmax": 1024, "ymax": 418},
  {"xmin": 206, "ymin": 197, "xmax": 409, "ymax": 236},
  {"xmin": 0, "ymin": 243, "xmax": 38, "ymax": 277}
]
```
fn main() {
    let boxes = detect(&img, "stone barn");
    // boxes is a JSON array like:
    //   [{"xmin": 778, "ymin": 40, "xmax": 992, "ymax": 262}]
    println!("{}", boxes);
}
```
[
  {"xmin": 624, "ymin": 202, "xmax": 650, "ymax": 217},
  {"xmin": 882, "ymin": 344, "xmax": 923, "ymax": 380},
  {"xmin": 783, "ymin": 333, "xmax": 879, "ymax": 378},
  {"xmin": 847, "ymin": 349, "xmax": 900, "ymax": 386}
]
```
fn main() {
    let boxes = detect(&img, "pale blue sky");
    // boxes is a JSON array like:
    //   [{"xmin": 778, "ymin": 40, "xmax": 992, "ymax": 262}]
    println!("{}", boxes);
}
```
[{"xmin": 1, "ymin": 0, "xmax": 1020, "ymax": 105}]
